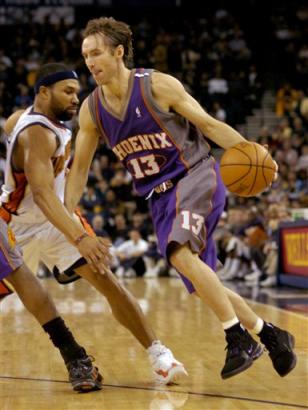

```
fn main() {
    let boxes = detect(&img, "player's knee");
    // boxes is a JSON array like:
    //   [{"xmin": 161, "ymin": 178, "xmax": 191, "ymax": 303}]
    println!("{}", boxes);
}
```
[
  {"xmin": 84, "ymin": 268, "xmax": 121, "ymax": 293},
  {"xmin": 169, "ymin": 243, "xmax": 197, "ymax": 273},
  {"xmin": 6, "ymin": 263, "xmax": 32, "ymax": 288}
]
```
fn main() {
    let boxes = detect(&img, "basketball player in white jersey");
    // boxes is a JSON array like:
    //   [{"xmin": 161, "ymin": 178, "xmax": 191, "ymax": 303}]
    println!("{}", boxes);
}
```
[
  {"xmin": 0, "ymin": 217, "xmax": 102, "ymax": 392},
  {"xmin": 0, "ymin": 63, "xmax": 187, "ymax": 385}
]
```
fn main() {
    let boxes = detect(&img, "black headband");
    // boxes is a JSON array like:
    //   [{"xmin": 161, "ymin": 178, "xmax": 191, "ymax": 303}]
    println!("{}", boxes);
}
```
[{"xmin": 34, "ymin": 70, "xmax": 78, "ymax": 94}]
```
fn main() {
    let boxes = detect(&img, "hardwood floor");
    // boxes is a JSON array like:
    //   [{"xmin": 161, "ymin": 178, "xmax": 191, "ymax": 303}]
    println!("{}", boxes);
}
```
[{"xmin": 0, "ymin": 277, "xmax": 307, "ymax": 410}]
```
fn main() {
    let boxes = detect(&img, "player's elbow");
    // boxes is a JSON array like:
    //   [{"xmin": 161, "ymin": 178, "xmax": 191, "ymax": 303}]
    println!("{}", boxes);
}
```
[{"xmin": 32, "ymin": 186, "xmax": 53, "ymax": 207}]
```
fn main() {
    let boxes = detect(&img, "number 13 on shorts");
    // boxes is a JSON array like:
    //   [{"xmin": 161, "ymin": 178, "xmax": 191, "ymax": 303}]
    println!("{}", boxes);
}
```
[{"xmin": 181, "ymin": 210, "xmax": 204, "ymax": 235}]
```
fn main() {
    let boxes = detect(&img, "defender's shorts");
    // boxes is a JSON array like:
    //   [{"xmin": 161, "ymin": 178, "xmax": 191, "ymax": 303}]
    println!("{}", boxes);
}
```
[
  {"xmin": 149, "ymin": 157, "xmax": 226, "ymax": 293},
  {"xmin": 10, "ymin": 212, "xmax": 93, "ymax": 275},
  {"xmin": 0, "ymin": 217, "xmax": 23, "ymax": 280}
]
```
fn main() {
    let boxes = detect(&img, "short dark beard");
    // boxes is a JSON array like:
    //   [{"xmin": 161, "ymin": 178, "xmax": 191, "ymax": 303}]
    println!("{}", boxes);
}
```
[
  {"xmin": 56, "ymin": 110, "xmax": 74, "ymax": 122},
  {"xmin": 50, "ymin": 94, "xmax": 75, "ymax": 122}
]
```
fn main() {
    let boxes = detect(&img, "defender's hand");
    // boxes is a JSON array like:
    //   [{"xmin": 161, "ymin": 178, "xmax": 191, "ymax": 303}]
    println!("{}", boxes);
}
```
[{"xmin": 76, "ymin": 235, "xmax": 112, "ymax": 274}]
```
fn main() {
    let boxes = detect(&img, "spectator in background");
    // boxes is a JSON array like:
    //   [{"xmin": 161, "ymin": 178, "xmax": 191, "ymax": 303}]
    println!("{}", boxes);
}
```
[
  {"xmin": 144, "ymin": 234, "xmax": 168, "ymax": 278},
  {"xmin": 109, "ymin": 214, "xmax": 129, "ymax": 246},
  {"xmin": 0, "ymin": 49, "xmax": 13, "ymax": 69},
  {"xmin": 211, "ymin": 101, "xmax": 227, "ymax": 122},
  {"xmin": 275, "ymin": 139, "xmax": 298, "ymax": 167},
  {"xmin": 208, "ymin": 66, "xmax": 229, "ymax": 103},
  {"xmin": 114, "ymin": 229, "xmax": 149, "ymax": 278},
  {"xmin": 14, "ymin": 84, "xmax": 33, "ymax": 109},
  {"xmin": 152, "ymin": 33, "xmax": 169, "ymax": 73},
  {"xmin": 276, "ymin": 83, "xmax": 299, "ymax": 117},
  {"xmin": 92, "ymin": 154, "xmax": 114, "ymax": 181},
  {"xmin": 104, "ymin": 188, "xmax": 126, "ymax": 221},
  {"xmin": 94, "ymin": 179, "xmax": 108, "ymax": 204},
  {"xmin": 109, "ymin": 168, "xmax": 133, "ymax": 204},
  {"xmin": 130, "ymin": 212, "xmax": 150, "ymax": 239},
  {"xmin": 81, "ymin": 185, "xmax": 101, "ymax": 213},
  {"xmin": 296, "ymin": 144, "xmax": 308, "ymax": 171},
  {"xmin": 297, "ymin": 90, "xmax": 308, "ymax": 121},
  {"xmin": 247, "ymin": 64, "xmax": 262, "ymax": 107},
  {"xmin": 91, "ymin": 214, "xmax": 109, "ymax": 238},
  {"xmin": 259, "ymin": 204, "xmax": 292, "ymax": 287}
]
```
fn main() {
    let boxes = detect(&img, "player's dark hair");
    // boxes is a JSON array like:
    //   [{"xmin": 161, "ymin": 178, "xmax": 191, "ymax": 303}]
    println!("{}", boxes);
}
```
[{"xmin": 83, "ymin": 17, "xmax": 133, "ymax": 67}]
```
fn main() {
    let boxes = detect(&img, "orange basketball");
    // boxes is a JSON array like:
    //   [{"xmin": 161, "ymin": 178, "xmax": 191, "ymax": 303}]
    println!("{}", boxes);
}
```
[{"xmin": 220, "ymin": 142, "xmax": 276, "ymax": 197}]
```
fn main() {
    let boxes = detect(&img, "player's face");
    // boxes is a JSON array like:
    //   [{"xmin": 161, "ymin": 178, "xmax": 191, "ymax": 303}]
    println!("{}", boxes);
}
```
[
  {"xmin": 49, "ymin": 79, "xmax": 80, "ymax": 121},
  {"xmin": 82, "ymin": 34, "xmax": 117, "ymax": 85}
]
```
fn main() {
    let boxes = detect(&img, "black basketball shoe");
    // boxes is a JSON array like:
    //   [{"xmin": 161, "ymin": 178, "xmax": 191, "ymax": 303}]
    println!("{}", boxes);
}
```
[
  {"xmin": 221, "ymin": 330, "xmax": 263, "ymax": 379},
  {"xmin": 66, "ymin": 355, "xmax": 103, "ymax": 392},
  {"xmin": 259, "ymin": 323, "xmax": 297, "ymax": 377}
]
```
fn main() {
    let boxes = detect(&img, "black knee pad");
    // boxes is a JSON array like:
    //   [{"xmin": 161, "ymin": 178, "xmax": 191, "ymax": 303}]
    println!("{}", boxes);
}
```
[{"xmin": 52, "ymin": 257, "xmax": 87, "ymax": 284}]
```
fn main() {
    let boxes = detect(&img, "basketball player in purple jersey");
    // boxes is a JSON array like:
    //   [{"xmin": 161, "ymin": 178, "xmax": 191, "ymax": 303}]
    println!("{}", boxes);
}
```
[{"xmin": 65, "ymin": 17, "xmax": 296, "ymax": 379}]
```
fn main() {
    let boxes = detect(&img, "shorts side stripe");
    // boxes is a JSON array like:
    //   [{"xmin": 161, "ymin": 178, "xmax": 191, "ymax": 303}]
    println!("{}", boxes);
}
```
[{"xmin": 0, "ymin": 241, "xmax": 17, "ymax": 271}]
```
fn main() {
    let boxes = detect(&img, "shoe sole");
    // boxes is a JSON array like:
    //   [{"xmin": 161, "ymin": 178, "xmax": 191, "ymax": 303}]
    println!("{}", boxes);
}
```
[
  {"xmin": 155, "ymin": 364, "xmax": 188, "ymax": 385},
  {"xmin": 253, "ymin": 344, "xmax": 264, "ymax": 361},
  {"xmin": 221, "ymin": 357, "xmax": 253, "ymax": 380},
  {"xmin": 289, "ymin": 334, "xmax": 295, "ymax": 349},
  {"xmin": 280, "ymin": 354, "xmax": 297, "ymax": 377},
  {"xmin": 222, "ymin": 343, "xmax": 263, "ymax": 380},
  {"xmin": 73, "ymin": 370, "xmax": 103, "ymax": 393}
]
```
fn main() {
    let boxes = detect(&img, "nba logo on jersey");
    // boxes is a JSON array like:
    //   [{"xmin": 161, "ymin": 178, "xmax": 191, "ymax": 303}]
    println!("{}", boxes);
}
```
[{"xmin": 135, "ymin": 106, "xmax": 142, "ymax": 118}]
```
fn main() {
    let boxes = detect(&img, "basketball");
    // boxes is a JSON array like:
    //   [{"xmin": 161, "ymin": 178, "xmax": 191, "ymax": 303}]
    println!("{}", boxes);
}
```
[{"xmin": 220, "ymin": 142, "xmax": 276, "ymax": 197}]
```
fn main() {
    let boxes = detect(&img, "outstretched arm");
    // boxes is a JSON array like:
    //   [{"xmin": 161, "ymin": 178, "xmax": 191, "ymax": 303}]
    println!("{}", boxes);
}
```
[
  {"xmin": 65, "ymin": 97, "xmax": 99, "ymax": 214},
  {"xmin": 151, "ymin": 72, "xmax": 246, "ymax": 149}
]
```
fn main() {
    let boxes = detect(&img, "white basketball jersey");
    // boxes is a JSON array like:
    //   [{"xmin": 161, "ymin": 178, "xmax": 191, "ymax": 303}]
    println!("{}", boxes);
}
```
[{"xmin": 0, "ymin": 106, "xmax": 72, "ymax": 224}]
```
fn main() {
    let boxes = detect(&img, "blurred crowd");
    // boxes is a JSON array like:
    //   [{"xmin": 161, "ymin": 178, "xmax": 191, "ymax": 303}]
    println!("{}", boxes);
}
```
[
  {"xmin": 0, "ymin": 6, "xmax": 307, "ymax": 286},
  {"xmin": 0, "ymin": 8, "xmax": 263, "ymax": 125}
]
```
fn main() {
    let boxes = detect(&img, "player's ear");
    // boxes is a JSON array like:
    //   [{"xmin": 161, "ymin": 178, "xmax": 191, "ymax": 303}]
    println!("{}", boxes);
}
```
[
  {"xmin": 39, "ymin": 86, "xmax": 51, "ymax": 100},
  {"xmin": 115, "ymin": 44, "xmax": 124, "ymax": 59}
]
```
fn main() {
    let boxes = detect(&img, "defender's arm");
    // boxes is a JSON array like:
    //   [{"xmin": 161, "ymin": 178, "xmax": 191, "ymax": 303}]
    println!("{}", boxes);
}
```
[{"xmin": 21, "ymin": 125, "xmax": 109, "ymax": 269}]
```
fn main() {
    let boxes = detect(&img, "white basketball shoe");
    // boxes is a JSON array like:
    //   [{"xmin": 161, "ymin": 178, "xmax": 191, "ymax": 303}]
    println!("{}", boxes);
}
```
[{"xmin": 147, "ymin": 341, "xmax": 188, "ymax": 385}]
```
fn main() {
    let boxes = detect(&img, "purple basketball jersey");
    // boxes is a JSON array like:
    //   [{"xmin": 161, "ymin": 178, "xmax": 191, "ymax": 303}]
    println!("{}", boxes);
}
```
[
  {"xmin": 88, "ymin": 68, "xmax": 211, "ymax": 196},
  {"xmin": 88, "ymin": 68, "xmax": 226, "ymax": 293}
]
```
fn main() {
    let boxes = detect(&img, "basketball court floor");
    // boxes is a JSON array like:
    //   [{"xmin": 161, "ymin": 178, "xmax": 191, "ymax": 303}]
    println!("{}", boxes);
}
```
[{"xmin": 0, "ymin": 276, "xmax": 307, "ymax": 410}]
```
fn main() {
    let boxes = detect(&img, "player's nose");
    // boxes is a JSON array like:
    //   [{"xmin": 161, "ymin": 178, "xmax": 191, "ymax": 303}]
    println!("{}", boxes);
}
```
[{"xmin": 72, "ymin": 94, "xmax": 79, "ymax": 104}]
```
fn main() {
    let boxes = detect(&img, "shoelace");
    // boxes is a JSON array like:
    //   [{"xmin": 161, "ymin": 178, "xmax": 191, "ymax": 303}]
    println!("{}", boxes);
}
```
[
  {"xmin": 67, "ymin": 355, "xmax": 95, "ymax": 372},
  {"xmin": 261, "ymin": 330, "xmax": 279, "ymax": 352},
  {"xmin": 155, "ymin": 347, "xmax": 170, "ymax": 357}
]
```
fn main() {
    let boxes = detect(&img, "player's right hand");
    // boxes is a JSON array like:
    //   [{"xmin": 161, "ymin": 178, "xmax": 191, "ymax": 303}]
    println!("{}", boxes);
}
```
[
  {"xmin": 76, "ymin": 235, "xmax": 112, "ymax": 274},
  {"xmin": 263, "ymin": 144, "xmax": 279, "ymax": 183}
]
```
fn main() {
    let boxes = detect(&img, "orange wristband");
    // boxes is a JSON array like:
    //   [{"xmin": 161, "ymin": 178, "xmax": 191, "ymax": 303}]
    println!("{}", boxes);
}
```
[{"xmin": 74, "ymin": 233, "xmax": 89, "ymax": 246}]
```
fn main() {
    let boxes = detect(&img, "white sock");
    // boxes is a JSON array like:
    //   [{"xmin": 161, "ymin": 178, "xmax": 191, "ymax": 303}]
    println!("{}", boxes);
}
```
[
  {"xmin": 252, "ymin": 318, "xmax": 264, "ymax": 334},
  {"xmin": 222, "ymin": 317, "xmax": 240, "ymax": 330}
]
